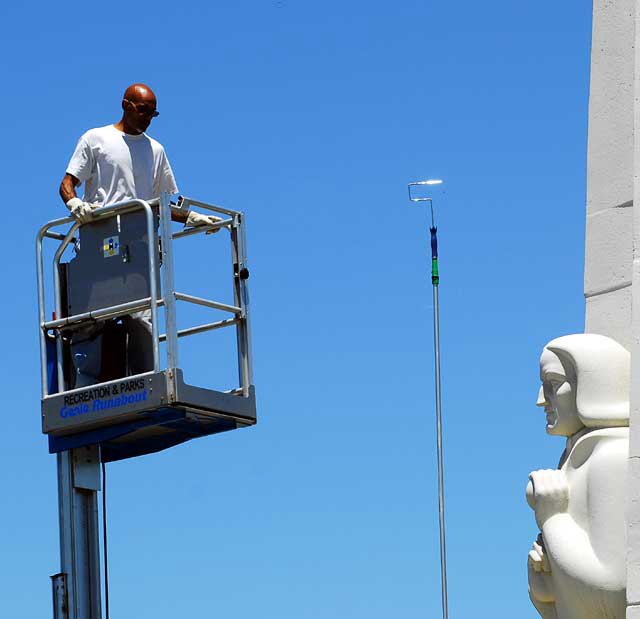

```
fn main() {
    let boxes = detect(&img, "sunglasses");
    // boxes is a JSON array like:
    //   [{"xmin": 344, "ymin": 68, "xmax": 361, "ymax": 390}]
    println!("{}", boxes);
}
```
[{"xmin": 125, "ymin": 99, "xmax": 159, "ymax": 118}]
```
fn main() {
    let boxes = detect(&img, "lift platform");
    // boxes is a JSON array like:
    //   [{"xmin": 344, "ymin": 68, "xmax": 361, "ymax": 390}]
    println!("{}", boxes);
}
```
[{"xmin": 36, "ymin": 194, "xmax": 256, "ymax": 462}]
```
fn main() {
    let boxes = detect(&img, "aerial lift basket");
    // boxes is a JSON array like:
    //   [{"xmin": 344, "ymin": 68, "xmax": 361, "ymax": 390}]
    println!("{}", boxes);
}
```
[{"xmin": 36, "ymin": 194, "xmax": 256, "ymax": 462}]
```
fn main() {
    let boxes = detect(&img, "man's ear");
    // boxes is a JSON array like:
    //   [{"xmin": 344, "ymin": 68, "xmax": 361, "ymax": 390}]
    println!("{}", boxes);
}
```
[{"xmin": 121, "ymin": 99, "xmax": 130, "ymax": 112}]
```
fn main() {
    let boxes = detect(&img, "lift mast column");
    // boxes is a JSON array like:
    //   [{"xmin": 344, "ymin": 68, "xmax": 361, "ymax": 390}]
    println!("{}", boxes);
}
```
[{"xmin": 51, "ymin": 448, "xmax": 102, "ymax": 619}]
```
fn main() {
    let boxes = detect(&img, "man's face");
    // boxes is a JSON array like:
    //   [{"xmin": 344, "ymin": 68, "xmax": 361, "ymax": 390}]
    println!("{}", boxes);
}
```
[{"xmin": 123, "ymin": 92, "xmax": 158, "ymax": 134}]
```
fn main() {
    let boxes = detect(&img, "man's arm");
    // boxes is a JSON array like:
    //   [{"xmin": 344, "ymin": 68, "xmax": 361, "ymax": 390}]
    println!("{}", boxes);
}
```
[
  {"xmin": 59, "ymin": 173, "xmax": 80, "ymax": 205},
  {"xmin": 169, "ymin": 202, "xmax": 222, "ymax": 229},
  {"xmin": 59, "ymin": 173, "xmax": 95, "ymax": 224},
  {"xmin": 171, "ymin": 208, "xmax": 188, "ymax": 224}
]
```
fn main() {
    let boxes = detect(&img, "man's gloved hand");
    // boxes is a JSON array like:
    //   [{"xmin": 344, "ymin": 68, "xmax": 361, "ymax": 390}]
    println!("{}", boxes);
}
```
[
  {"xmin": 186, "ymin": 210, "xmax": 223, "ymax": 233},
  {"xmin": 66, "ymin": 197, "xmax": 96, "ymax": 224}
]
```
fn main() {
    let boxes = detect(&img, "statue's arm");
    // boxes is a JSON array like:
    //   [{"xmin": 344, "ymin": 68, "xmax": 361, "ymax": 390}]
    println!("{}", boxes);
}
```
[
  {"xmin": 530, "ymin": 469, "xmax": 614, "ymax": 588},
  {"xmin": 540, "ymin": 513, "xmax": 607, "ymax": 584}
]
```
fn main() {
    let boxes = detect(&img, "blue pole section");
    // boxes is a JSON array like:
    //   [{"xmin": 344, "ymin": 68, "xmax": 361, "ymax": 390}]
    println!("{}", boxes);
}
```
[{"xmin": 430, "ymin": 226, "xmax": 439, "ymax": 285}]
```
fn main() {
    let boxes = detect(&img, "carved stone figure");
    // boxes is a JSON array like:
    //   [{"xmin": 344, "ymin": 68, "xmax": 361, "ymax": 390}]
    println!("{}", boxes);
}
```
[{"xmin": 526, "ymin": 334, "xmax": 629, "ymax": 619}]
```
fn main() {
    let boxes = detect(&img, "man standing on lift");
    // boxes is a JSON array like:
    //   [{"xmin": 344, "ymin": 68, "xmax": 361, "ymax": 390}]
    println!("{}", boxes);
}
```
[
  {"xmin": 60, "ymin": 82, "xmax": 214, "ymax": 227},
  {"xmin": 59, "ymin": 83, "xmax": 217, "ymax": 386}
]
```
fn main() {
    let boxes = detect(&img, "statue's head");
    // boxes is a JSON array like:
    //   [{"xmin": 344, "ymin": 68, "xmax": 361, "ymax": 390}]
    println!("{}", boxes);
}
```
[{"xmin": 536, "ymin": 334, "xmax": 630, "ymax": 436}]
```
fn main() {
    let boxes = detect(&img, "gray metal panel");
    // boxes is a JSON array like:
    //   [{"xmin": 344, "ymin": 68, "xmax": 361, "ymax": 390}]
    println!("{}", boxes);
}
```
[
  {"xmin": 72, "ymin": 445, "xmax": 101, "ymax": 490},
  {"xmin": 43, "ymin": 372, "xmax": 169, "ymax": 435},
  {"xmin": 173, "ymin": 369, "xmax": 256, "ymax": 420},
  {"xmin": 66, "ymin": 211, "xmax": 159, "ymax": 315}
]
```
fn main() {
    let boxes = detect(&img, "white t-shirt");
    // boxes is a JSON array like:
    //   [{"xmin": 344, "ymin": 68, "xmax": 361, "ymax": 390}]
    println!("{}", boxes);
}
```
[{"xmin": 66, "ymin": 124, "xmax": 179, "ymax": 206}]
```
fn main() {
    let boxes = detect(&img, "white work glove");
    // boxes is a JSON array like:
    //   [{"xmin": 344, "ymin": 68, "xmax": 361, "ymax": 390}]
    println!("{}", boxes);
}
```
[
  {"xmin": 186, "ymin": 210, "xmax": 223, "ymax": 233},
  {"xmin": 66, "ymin": 197, "xmax": 96, "ymax": 224}
]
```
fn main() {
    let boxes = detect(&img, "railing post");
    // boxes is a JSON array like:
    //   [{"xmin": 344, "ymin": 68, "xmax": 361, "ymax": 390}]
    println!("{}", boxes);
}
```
[
  {"xmin": 160, "ymin": 192, "xmax": 179, "ymax": 377},
  {"xmin": 230, "ymin": 215, "xmax": 250, "ymax": 395}
]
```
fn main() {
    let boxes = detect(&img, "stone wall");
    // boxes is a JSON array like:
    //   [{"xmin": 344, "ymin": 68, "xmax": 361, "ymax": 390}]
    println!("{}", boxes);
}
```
[{"xmin": 584, "ymin": 0, "xmax": 634, "ymax": 351}]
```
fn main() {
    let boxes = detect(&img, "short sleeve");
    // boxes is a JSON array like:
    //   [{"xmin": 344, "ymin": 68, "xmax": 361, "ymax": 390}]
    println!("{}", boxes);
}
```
[
  {"xmin": 66, "ymin": 135, "xmax": 94, "ymax": 183},
  {"xmin": 155, "ymin": 148, "xmax": 179, "ymax": 196}
]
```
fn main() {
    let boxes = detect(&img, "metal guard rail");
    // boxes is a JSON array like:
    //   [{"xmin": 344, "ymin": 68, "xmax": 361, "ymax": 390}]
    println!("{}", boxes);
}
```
[{"xmin": 36, "ymin": 193, "xmax": 253, "ymax": 399}]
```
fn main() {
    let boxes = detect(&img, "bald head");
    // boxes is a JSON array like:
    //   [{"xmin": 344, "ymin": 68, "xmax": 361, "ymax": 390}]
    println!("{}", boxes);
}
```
[
  {"xmin": 123, "ymin": 83, "xmax": 156, "ymax": 104},
  {"xmin": 118, "ymin": 83, "xmax": 159, "ymax": 135}
]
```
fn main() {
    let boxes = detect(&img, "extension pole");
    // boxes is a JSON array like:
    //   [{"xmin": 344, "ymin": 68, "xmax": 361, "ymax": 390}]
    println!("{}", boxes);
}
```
[
  {"xmin": 407, "ymin": 180, "xmax": 449, "ymax": 619},
  {"xmin": 430, "ymin": 219, "xmax": 448, "ymax": 619}
]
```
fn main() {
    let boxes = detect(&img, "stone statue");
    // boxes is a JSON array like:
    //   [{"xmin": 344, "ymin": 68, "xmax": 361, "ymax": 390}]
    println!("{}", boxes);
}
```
[{"xmin": 526, "ymin": 334, "xmax": 630, "ymax": 619}]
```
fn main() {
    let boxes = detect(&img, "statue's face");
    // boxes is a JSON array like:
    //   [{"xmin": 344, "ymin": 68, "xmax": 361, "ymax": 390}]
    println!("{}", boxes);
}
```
[{"xmin": 536, "ymin": 349, "xmax": 583, "ymax": 436}]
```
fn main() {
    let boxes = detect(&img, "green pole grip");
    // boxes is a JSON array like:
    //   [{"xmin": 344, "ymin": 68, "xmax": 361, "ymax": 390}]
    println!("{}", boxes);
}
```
[{"xmin": 432, "ymin": 257, "xmax": 439, "ymax": 286}]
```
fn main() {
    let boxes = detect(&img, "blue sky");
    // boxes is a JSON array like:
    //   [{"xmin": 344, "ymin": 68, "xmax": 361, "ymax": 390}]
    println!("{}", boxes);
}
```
[{"xmin": 0, "ymin": 1, "xmax": 591, "ymax": 617}]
